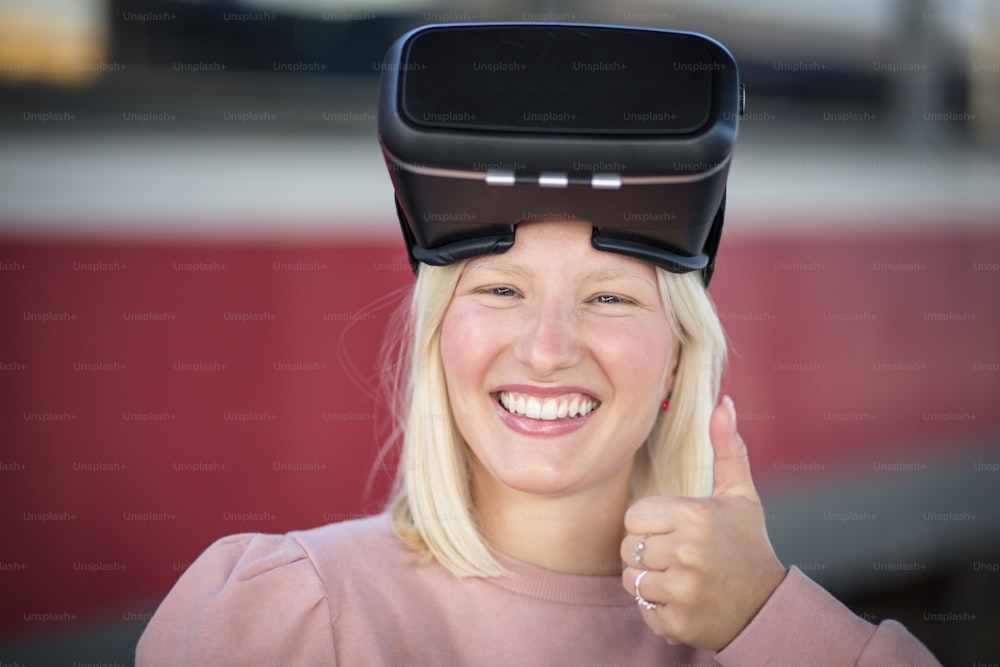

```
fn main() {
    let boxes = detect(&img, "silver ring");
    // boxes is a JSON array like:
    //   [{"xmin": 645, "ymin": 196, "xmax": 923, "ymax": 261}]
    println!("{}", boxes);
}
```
[
  {"xmin": 631, "ymin": 534, "xmax": 649, "ymax": 565},
  {"xmin": 634, "ymin": 569, "xmax": 657, "ymax": 610}
]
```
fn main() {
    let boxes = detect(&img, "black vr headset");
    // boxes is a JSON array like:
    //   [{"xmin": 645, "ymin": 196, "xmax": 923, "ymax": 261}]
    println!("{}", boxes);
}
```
[{"xmin": 378, "ymin": 23, "xmax": 743, "ymax": 286}]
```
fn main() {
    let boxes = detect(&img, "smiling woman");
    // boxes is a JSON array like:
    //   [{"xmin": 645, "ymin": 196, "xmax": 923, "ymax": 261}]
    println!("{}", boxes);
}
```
[
  {"xmin": 135, "ymin": 23, "xmax": 943, "ymax": 665},
  {"xmin": 379, "ymin": 217, "xmax": 731, "ymax": 584},
  {"xmin": 133, "ymin": 212, "xmax": 941, "ymax": 663}
]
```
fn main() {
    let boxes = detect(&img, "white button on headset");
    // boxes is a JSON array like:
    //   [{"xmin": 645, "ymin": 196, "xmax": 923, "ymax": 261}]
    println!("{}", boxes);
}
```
[
  {"xmin": 485, "ymin": 171, "xmax": 516, "ymax": 186},
  {"xmin": 591, "ymin": 174, "xmax": 622, "ymax": 189},
  {"xmin": 538, "ymin": 172, "xmax": 568, "ymax": 187}
]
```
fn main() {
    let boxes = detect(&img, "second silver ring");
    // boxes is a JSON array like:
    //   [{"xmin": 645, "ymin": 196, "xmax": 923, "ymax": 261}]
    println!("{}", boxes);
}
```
[{"xmin": 634, "ymin": 569, "xmax": 657, "ymax": 610}]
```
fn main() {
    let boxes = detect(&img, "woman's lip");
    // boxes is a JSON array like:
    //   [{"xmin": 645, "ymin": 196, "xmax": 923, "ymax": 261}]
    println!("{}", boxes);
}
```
[
  {"xmin": 492, "ymin": 394, "xmax": 597, "ymax": 437},
  {"xmin": 492, "ymin": 384, "xmax": 601, "ymax": 401}
]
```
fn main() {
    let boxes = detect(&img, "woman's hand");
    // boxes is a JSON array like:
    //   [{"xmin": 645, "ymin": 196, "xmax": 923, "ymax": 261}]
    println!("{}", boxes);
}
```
[{"xmin": 620, "ymin": 396, "xmax": 787, "ymax": 650}]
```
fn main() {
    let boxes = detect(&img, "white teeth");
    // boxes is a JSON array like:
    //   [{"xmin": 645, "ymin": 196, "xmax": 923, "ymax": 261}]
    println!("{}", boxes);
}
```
[
  {"xmin": 497, "ymin": 391, "xmax": 599, "ymax": 421},
  {"xmin": 567, "ymin": 396, "xmax": 580, "ymax": 418}
]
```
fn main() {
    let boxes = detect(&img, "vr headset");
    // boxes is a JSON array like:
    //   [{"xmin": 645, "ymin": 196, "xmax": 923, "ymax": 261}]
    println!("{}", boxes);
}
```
[{"xmin": 378, "ymin": 23, "xmax": 743, "ymax": 286}]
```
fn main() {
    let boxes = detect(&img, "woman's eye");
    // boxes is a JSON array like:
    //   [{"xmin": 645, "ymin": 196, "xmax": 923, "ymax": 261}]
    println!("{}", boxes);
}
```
[
  {"xmin": 478, "ymin": 286, "xmax": 520, "ymax": 298},
  {"xmin": 593, "ymin": 294, "xmax": 632, "ymax": 305}
]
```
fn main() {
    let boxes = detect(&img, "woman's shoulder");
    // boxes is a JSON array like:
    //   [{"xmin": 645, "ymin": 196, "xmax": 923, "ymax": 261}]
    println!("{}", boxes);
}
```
[
  {"xmin": 171, "ymin": 512, "xmax": 396, "ymax": 591},
  {"xmin": 290, "ymin": 511, "xmax": 398, "ymax": 561},
  {"xmin": 136, "ymin": 513, "xmax": 397, "ymax": 666}
]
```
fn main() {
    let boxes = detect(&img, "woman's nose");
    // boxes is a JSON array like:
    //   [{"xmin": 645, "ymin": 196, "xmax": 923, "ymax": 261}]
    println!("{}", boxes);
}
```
[{"xmin": 512, "ymin": 300, "xmax": 582, "ymax": 377}]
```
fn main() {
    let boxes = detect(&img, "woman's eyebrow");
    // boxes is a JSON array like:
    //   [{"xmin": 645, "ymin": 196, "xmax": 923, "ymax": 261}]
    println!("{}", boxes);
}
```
[
  {"xmin": 584, "ymin": 268, "xmax": 657, "ymax": 286},
  {"xmin": 466, "ymin": 260, "xmax": 532, "ymax": 278}
]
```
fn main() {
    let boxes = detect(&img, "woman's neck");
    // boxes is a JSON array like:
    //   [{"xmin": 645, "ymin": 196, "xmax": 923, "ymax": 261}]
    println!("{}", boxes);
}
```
[{"xmin": 471, "ymin": 462, "xmax": 632, "ymax": 576}]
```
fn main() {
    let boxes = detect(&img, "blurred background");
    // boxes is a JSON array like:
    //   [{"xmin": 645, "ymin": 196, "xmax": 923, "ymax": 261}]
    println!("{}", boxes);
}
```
[{"xmin": 1, "ymin": 0, "xmax": 998, "ymax": 663}]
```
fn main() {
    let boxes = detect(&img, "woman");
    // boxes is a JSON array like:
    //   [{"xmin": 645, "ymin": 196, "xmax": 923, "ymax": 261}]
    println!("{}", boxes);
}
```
[
  {"xmin": 136, "ymin": 218, "xmax": 940, "ymax": 664},
  {"xmin": 138, "ymin": 23, "xmax": 940, "ymax": 665}
]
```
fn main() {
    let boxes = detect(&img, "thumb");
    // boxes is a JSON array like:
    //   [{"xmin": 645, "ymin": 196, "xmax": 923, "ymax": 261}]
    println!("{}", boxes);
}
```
[{"xmin": 710, "ymin": 395, "xmax": 757, "ymax": 499}]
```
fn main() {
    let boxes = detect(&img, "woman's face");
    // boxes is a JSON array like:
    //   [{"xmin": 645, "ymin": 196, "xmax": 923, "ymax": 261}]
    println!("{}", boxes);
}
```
[{"xmin": 439, "ymin": 220, "xmax": 677, "ymax": 499}]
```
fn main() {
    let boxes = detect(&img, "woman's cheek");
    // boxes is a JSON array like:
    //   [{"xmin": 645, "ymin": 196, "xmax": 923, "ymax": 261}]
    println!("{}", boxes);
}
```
[
  {"xmin": 443, "ymin": 302, "xmax": 508, "ymax": 371},
  {"xmin": 449, "ymin": 302, "xmax": 513, "ymax": 345},
  {"xmin": 589, "ymin": 319, "xmax": 673, "ymax": 387}
]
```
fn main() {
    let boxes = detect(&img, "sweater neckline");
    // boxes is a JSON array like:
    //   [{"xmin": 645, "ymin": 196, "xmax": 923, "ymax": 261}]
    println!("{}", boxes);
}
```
[{"xmin": 483, "ymin": 548, "xmax": 637, "ymax": 607}]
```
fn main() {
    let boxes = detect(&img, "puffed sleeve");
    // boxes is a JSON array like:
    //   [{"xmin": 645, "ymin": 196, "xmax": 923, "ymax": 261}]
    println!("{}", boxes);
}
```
[
  {"xmin": 136, "ymin": 533, "xmax": 336, "ymax": 666},
  {"xmin": 715, "ymin": 567, "xmax": 942, "ymax": 667}
]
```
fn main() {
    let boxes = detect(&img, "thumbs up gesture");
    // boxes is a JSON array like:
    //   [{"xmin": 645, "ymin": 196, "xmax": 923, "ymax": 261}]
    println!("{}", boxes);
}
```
[{"xmin": 620, "ymin": 396, "xmax": 787, "ymax": 650}]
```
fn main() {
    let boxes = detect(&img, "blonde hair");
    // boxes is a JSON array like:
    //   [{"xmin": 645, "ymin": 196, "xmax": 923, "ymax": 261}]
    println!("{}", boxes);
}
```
[{"xmin": 376, "ymin": 261, "xmax": 727, "ymax": 578}]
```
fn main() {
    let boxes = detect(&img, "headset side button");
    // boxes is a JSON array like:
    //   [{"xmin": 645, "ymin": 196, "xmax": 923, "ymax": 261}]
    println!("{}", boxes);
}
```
[
  {"xmin": 591, "ymin": 174, "xmax": 622, "ymax": 189},
  {"xmin": 538, "ymin": 172, "xmax": 569, "ymax": 188},
  {"xmin": 485, "ymin": 171, "xmax": 516, "ymax": 186}
]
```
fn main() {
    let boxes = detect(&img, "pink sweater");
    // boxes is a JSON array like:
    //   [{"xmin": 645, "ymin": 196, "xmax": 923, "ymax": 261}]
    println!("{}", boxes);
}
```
[{"xmin": 136, "ymin": 513, "xmax": 940, "ymax": 666}]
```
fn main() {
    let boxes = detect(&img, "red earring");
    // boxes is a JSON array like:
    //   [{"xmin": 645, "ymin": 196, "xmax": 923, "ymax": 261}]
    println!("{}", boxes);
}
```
[{"xmin": 661, "ymin": 391, "xmax": 673, "ymax": 410}]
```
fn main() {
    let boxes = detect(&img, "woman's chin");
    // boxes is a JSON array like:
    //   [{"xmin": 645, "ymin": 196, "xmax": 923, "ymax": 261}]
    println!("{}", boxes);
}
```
[{"xmin": 478, "ymin": 457, "xmax": 603, "ymax": 498}]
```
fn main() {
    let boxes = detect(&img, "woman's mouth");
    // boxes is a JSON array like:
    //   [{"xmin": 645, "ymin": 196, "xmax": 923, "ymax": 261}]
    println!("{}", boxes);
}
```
[{"xmin": 495, "ymin": 391, "xmax": 601, "ymax": 421}]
